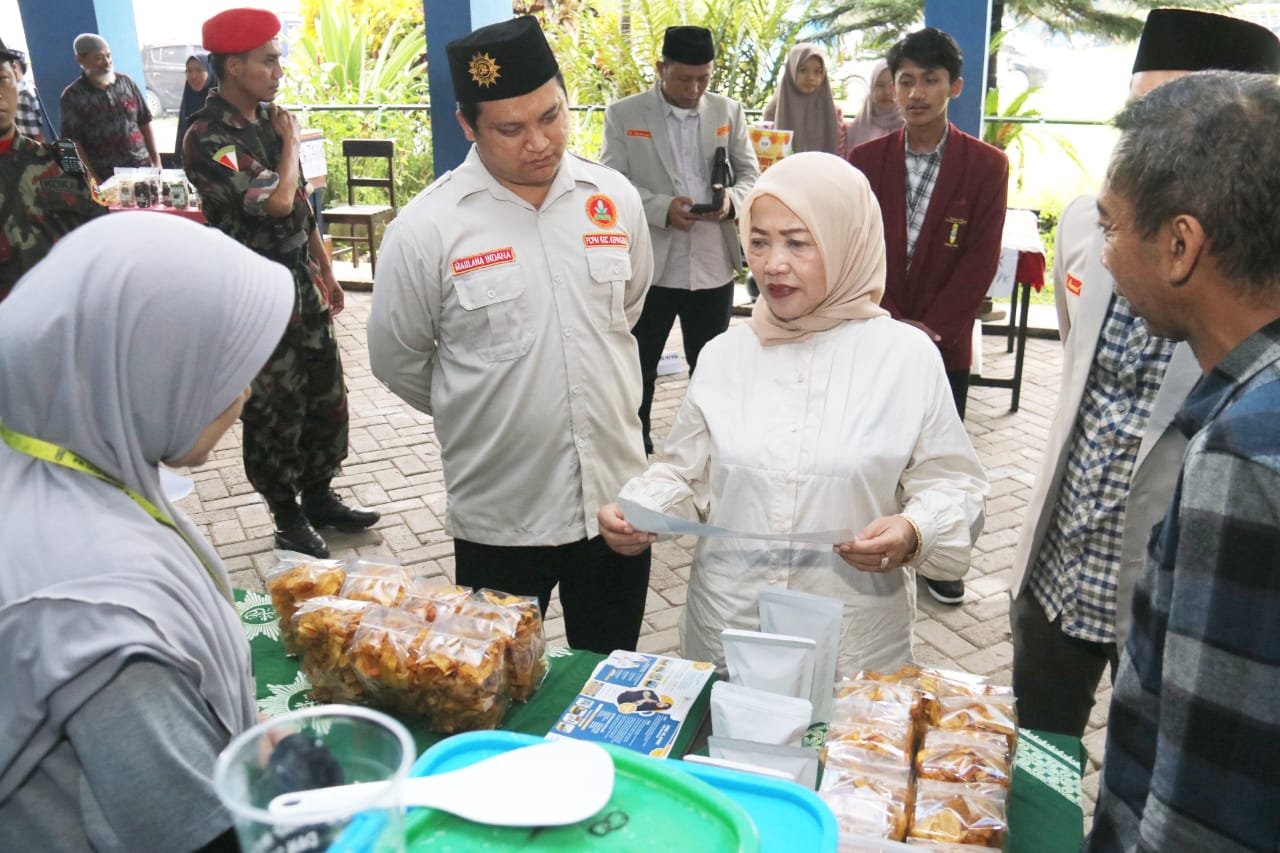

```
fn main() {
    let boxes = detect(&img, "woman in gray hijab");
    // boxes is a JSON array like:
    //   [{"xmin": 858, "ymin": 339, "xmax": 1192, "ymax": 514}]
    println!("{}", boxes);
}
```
[{"xmin": 0, "ymin": 214, "xmax": 294, "ymax": 850}]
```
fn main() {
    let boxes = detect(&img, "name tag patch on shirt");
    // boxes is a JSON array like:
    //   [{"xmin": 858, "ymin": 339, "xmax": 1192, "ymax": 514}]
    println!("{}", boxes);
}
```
[
  {"xmin": 1066, "ymin": 272, "xmax": 1083, "ymax": 296},
  {"xmin": 451, "ymin": 247, "xmax": 515, "ymax": 276},
  {"xmin": 583, "ymin": 232, "xmax": 629, "ymax": 249},
  {"xmin": 626, "ymin": 129, "xmax": 652, "ymax": 138},
  {"xmin": 716, "ymin": 123, "xmax": 731, "ymax": 137},
  {"xmin": 585, "ymin": 194, "xmax": 618, "ymax": 228}
]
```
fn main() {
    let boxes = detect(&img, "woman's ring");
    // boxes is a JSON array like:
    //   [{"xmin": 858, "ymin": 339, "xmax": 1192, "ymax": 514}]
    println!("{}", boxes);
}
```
[{"xmin": 879, "ymin": 554, "xmax": 890, "ymax": 570}]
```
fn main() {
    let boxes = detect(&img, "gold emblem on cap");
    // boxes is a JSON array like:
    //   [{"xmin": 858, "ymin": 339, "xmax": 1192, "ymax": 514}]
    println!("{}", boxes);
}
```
[{"xmin": 469, "ymin": 52, "xmax": 501, "ymax": 87}]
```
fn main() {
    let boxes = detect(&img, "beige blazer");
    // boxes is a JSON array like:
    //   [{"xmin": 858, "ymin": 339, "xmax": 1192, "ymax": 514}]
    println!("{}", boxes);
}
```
[
  {"xmin": 600, "ymin": 85, "xmax": 760, "ymax": 286},
  {"xmin": 1008, "ymin": 194, "xmax": 1201, "ymax": 646}
]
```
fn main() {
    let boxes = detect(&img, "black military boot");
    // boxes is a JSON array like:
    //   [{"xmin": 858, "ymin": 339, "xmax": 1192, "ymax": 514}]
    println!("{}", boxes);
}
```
[
  {"xmin": 271, "ymin": 500, "xmax": 329, "ymax": 558},
  {"xmin": 301, "ymin": 485, "xmax": 380, "ymax": 532}
]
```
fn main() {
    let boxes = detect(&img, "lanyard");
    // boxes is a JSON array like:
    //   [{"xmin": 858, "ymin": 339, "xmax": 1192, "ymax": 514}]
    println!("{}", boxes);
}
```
[{"xmin": 0, "ymin": 420, "xmax": 232, "ymax": 603}]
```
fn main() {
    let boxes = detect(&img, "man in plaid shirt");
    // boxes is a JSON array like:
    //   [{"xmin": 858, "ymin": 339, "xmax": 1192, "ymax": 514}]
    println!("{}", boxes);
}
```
[
  {"xmin": 9, "ymin": 50, "xmax": 46, "ymax": 142},
  {"xmin": 1087, "ymin": 71, "xmax": 1280, "ymax": 852}
]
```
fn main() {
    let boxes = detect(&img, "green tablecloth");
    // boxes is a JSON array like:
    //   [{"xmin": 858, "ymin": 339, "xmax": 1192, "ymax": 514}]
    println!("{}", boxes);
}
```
[{"xmin": 235, "ymin": 590, "xmax": 1083, "ymax": 851}]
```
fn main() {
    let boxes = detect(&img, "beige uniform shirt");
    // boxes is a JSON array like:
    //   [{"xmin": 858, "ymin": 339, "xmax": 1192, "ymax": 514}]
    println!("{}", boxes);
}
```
[{"xmin": 369, "ymin": 148, "xmax": 654, "ymax": 546}]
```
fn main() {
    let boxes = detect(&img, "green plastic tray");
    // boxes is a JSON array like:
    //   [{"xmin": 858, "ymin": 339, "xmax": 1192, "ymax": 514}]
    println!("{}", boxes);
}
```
[{"xmin": 402, "ymin": 731, "xmax": 761, "ymax": 852}]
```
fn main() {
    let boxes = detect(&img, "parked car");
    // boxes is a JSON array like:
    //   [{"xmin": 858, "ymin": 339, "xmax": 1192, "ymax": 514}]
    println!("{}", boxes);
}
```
[{"xmin": 140, "ymin": 42, "xmax": 202, "ymax": 115}]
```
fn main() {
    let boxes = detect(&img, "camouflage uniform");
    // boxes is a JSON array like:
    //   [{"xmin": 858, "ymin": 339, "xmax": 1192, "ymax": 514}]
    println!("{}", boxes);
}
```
[
  {"xmin": 1, "ymin": 132, "xmax": 106, "ymax": 300},
  {"xmin": 182, "ymin": 90, "xmax": 347, "ymax": 504}
]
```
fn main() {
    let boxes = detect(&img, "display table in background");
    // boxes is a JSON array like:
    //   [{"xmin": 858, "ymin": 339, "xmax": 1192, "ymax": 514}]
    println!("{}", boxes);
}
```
[
  {"xmin": 233, "ymin": 590, "xmax": 1083, "ymax": 851},
  {"xmin": 973, "ymin": 208, "xmax": 1047, "ymax": 412},
  {"xmin": 108, "ymin": 203, "xmax": 207, "ymax": 224}
]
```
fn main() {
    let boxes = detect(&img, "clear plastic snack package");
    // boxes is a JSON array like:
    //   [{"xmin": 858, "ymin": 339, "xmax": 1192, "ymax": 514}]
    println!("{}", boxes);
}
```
[
  {"xmin": 338, "ymin": 559, "xmax": 409, "ymax": 607},
  {"xmin": 820, "ymin": 756, "xmax": 913, "ymax": 800},
  {"xmin": 348, "ymin": 606, "xmax": 434, "ymax": 717},
  {"xmin": 461, "ymin": 590, "xmax": 547, "ymax": 702},
  {"xmin": 915, "ymin": 729, "xmax": 1012, "ymax": 787},
  {"xmin": 291, "ymin": 596, "xmax": 375, "ymax": 703},
  {"xmin": 934, "ymin": 695, "xmax": 1019, "ymax": 752},
  {"xmin": 820, "ymin": 785, "xmax": 910, "ymax": 842},
  {"xmin": 908, "ymin": 780, "xmax": 1008, "ymax": 849},
  {"xmin": 399, "ymin": 576, "xmax": 472, "ymax": 622},
  {"xmin": 832, "ymin": 681, "xmax": 920, "ymax": 730},
  {"xmin": 264, "ymin": 558, "xmax": 347, "ymax": 654},
  {"xmin": 413, "ymin": 629, "xmax": 510, "ymax": 733},
  {"xmin": 823, "ymin": 719, "xmax": 915, "ymax": 769}
]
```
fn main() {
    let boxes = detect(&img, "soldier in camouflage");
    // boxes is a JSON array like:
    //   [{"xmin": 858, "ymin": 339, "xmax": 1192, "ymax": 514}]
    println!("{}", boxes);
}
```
[
  {"xmin": 183, "ymin": 8, "xmax": 377, "ymax": 557},
  {"xmin": 1, "ymin": 39, "xmax": 105, "ymax": 301}
]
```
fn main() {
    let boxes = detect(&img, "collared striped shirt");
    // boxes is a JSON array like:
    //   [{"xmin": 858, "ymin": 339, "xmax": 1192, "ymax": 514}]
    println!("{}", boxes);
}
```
[
  {"xmin": 1089, "ymin": 317, "xmax": 1280, "ymax": 851},
  {"xmin": 1029, "ymin": 294, "xmax": 1174, "ymax": 644},
  {"xmin": 904, "ymin": 132, "xmax": 946, "ymax": 263}
]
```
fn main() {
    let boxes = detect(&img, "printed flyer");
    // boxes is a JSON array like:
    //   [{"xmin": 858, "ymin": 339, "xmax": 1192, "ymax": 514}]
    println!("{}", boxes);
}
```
[{"xmin": 547, "ymin": 651, "xmax": 715, "ymax": 758}]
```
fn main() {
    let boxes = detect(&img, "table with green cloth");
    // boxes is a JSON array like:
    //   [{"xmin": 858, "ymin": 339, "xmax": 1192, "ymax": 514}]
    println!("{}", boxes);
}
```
[{"xmin": 234, "ymin": 590, "xmax": 1084, "ymax": 851}]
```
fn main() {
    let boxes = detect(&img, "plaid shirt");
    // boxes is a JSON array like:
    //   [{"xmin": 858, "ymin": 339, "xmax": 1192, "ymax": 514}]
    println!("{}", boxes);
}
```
[
  {"xmin": 1089, "ymin": 318, "xmax": 1280, "ymax": 852},
  {"xmin": 1029, "ymin": 295, "xmax": 1174, "ymax": 643},
  {"xmin": 903, "ymin": 132, "xmax": 946, "ymax": 263},
  {"xmin": 15, "ymin": 86, "xmax": 45, "ymax": 142}
]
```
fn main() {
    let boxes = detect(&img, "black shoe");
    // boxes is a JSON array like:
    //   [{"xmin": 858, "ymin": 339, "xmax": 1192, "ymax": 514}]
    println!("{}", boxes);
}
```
[
  {"xmin": 301, "ymin": 490, "xmax": 380, "ymax": 532},
  {"xmin": 274, "ymin": 518, "xmax": 330, "ymax": 559},
  {"xmin": 925, "ymin": 577, "xmax": 965, "ymax": 605}
]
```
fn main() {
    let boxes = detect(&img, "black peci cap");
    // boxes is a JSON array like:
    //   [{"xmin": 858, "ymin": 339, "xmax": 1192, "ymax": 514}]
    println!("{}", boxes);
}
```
[
  {"xmin": 661, "ymin": 26, "xmax": 715, "ymax": 65},
  {"xmin": 0, "ymin": 36, "xmax": 22, "ymax": 64},
  {"xmin": 1132, "ymin": 9, "xmax": 1280, "ymax": 74},
  {"xmin": 446, "ymin": 15, "xmax": 559, "ymax": 104}
]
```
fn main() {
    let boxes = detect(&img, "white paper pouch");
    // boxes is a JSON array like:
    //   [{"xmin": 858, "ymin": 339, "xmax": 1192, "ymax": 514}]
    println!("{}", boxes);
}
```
[
  {"xmin": 758, "ymin": 587, "xmax": 843, "ymax": 722},
  {"xmin": 707, "ymin": 735, "xmax": 821, "ymax": 789},
  {"xmin": 710, "ymin": 681, "xmax": 812, "ymax": 746},
  {"xmin": 721, "ymin": 628, "xmax": 816, "ymax": 701}
]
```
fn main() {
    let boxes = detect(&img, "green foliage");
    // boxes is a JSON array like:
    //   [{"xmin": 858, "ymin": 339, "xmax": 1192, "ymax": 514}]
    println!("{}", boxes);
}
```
[
  {"xmin": 298, "ymin": 0, "xmax": 424, "ymax": 45},
  {"xmin": 810, "ymin": 0, "xmax": 1232, "ymax": 44},
  {"xmin": 983, "ymin": 85, "xmax": 1085, "ymax": 193},
  {"xmin": 282, "ymin": 3, "xmax": 432, "ymax": 206},
  {"xmin": 541, "ymin": 0, "xmax": 827, "ymax": 110}
]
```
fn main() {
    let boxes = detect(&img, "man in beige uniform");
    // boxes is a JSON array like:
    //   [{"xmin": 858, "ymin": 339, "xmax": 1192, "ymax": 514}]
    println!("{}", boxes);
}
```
[{"xmin": 368, "ymin": 17, "xmax": 654, "ymax": 654}]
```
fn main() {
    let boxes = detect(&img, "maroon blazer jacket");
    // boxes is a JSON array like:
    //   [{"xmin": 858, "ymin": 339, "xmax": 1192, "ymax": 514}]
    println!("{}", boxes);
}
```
[{"xmin": 849, "ymin": 124, "xmax": 1008, "ymax": 371}]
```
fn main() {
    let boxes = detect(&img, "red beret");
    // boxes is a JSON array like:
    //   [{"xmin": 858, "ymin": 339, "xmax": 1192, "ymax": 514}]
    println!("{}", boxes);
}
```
[{"xmin": 202, "ymin": 8, "xmax": 281, "ymax": 54}]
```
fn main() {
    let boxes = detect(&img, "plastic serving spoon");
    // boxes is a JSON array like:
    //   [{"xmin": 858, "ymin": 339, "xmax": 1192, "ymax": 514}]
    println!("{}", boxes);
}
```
[{"xmin": 267, "ymin": 739, "xmax": 615, "ymax": 827}]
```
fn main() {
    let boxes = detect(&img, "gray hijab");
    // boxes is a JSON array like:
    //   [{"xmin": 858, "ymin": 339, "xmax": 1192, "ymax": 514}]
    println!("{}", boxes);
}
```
[{"xmin": 0, "ymin": 214, "xmax": 294, "ymax": 799}]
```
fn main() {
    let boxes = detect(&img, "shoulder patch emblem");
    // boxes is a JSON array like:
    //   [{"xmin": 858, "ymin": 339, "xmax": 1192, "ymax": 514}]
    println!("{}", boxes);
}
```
[
  {"xmin": 213, "ymin": 145, "xmax": 239, "ymax": 172},
  {"xmin": 586, "ymin": 194, "xmax": 617, "ymax": 228},
  {"xmin": 1065, "ymin": 273, "xmax": 1082, "ymax": 296}
]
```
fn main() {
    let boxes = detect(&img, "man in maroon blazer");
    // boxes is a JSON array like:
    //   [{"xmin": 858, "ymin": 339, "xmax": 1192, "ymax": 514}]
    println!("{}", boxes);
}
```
[{"xmin": 849, "ymin": 27, "xmax": 1007, "ymax": 605}]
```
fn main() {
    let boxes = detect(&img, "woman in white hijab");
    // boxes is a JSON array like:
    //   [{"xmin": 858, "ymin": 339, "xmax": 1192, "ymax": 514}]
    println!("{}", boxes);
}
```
[
  {"xmin": 599, "ymin": 152, "xmax": 987, "ymax": 676},
  {"xmin": 0, "ymin": 214, "xmax": 293, "ymax": 850}
]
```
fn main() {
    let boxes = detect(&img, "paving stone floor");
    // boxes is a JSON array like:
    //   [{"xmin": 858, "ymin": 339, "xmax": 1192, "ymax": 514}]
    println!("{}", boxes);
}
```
[{"xmin": 179, "ymin": 291, "xmax": 1107, "ymax": 829}]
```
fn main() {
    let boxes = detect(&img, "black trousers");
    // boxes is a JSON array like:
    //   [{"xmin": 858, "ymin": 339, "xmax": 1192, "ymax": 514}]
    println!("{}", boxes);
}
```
[
  {"xmin": 632, "ymin": 281, "xmax": 734, "ymax": 452},
  {"xmin": 945, "ymin": 368, "xmax": 971, "ymax": 421},
  {"xmin": 1010, "ymin": 591, "xmax": 1119, "ymax": 739},
  {"xmin": 453, "ymin": 536, "xmax": 651, "ymax": 655}
]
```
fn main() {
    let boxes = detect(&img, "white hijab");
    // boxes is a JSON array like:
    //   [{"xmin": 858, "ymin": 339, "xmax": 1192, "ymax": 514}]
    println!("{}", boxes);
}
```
[{"xmin": 0, "ymin": 214, "xmax": 294, "ymax": 798}]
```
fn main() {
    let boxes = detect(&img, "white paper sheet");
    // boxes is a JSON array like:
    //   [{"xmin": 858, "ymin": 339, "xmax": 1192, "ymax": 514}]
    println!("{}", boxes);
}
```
[{"xmin": 617, "ymin": 498, "xmax": 850, "ymax": 544}]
